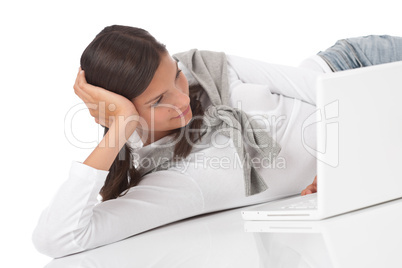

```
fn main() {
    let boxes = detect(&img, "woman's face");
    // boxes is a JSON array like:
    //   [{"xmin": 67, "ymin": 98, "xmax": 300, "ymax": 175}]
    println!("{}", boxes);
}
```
[{"xmin": 132, "ymin": 52, "xmax": 192, "ymax": 142}]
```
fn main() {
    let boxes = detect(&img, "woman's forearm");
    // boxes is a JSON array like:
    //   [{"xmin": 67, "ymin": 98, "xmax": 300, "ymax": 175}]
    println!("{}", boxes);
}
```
[
  {"xmin": 32, "ymin": 116, "xmax": 139, "ymax": 258},
  {"xmin": 83, "ymin": 117, "xmax": 138, "ymax": 171}
]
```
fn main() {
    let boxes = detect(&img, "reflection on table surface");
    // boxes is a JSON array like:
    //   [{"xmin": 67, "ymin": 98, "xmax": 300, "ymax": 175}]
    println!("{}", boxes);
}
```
[{"xmin": 46, "ymin": 197, "xmax": 402, "ymax": 268}]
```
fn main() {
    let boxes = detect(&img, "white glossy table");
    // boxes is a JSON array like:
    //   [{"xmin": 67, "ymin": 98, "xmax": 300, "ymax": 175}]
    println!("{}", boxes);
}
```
[{"xmin": 45, "ymin": 197, "xmax": 402, "ymax": 268}]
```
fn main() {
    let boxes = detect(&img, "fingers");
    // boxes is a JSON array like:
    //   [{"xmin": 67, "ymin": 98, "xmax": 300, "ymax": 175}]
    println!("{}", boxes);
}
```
[
  {"xmin": 301, "ymin": 176, "xmax": 318, "ymax": 196},
  {"xmin": 301, "ymin": 189, "xmax": 313, "ymax": 196},
  {"xmin": 74, "ymin": 68, "xmax": 92, "ymax": 102},
  {"xmin": 306, "ymin": 186, "xmax": 315, "ymax": 194},
  {"xmin": 73, "ymin": 67, "xmax": 110, "ymax": 128},
  {"xmin": 76, "ymin": 68, "xmax": 105, "ymax": 97},
  {"xmin": 73, "ymin": 67, "xmax": 101, "ymax": 124},
  {"xmin": 301, "ymin": 184, "xmax": 317, "ymax": 196},
  {"xmin": 307, "ymin": 183, "xmax": 317, "ymax": 193},
  {"xmin": 301, "ymin": 188, "xmax": 313, "ymax": 196},
  {"xmin": 78, "ymin": 67, "xmax": 86, "ymax": 83},
  {"xmin": 72, "ymin": 67, "xmax": 135, "ymax": 129}
]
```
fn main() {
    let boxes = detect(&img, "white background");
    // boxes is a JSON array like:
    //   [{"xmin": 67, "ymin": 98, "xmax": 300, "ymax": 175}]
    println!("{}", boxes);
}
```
[{"xmin": 1, "ymin": 0, "xmax": 401, "ymax": 266}]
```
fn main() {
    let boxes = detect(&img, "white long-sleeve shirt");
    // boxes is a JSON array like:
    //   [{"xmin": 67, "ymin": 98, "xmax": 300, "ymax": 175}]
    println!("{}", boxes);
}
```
[{"xmin": 32, "ymin": 54, "xmax": 326, "ymax": 258}]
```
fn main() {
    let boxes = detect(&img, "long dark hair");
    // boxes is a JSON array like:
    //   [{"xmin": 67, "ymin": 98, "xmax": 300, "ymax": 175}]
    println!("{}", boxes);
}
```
[{"xmin": 80, "ymin": 25, "xmax": 205, "ymax": 202}]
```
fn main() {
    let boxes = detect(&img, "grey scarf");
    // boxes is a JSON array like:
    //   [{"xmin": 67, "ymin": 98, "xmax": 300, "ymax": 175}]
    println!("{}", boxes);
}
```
[{"xmin": 136, "ymin": 49, "xmax": 281, "ymax": 196}]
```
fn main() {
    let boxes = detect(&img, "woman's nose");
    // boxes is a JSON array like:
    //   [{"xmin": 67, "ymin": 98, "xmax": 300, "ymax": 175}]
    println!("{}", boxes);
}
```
[{"xmin": 173, "ymin": 91, "xmax": 190, "ymax": 111}]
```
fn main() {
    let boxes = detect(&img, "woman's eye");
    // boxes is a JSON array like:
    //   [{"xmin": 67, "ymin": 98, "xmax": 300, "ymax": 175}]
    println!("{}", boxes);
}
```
[
  {"xmin": 176, "ymin": 69, "xmax": 182, "ymax": 79},
  {"xmin": 151, "ymin": 96, "xmax": 163, "ymax": 107}
]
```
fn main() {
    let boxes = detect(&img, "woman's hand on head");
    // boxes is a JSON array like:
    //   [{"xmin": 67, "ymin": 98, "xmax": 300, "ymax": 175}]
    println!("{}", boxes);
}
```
[
  {"xmin": 73, "ymin": 68, "xmax": 139, "ymax": 128},
  {"xmin": 301, "ymin": 176, "xmax": 317, "ymax": 196}
]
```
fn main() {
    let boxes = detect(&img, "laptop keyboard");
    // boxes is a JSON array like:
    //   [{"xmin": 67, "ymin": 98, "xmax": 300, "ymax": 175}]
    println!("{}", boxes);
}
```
[{"xmin": 280, "ymin": 194, "xmax": 317, "ymax": 210}]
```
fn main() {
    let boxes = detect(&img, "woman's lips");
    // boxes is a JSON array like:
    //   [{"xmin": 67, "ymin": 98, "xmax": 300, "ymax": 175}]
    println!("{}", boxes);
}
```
[{"xmin": 174, "ymin": 105, "xmax": 190, "ymax": 118}]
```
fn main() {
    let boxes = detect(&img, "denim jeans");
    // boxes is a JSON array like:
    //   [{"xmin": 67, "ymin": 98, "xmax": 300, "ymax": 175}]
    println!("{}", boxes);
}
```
[{"xmin": 317, "ymin": 35, "xmax": 402, "ymax": 72}]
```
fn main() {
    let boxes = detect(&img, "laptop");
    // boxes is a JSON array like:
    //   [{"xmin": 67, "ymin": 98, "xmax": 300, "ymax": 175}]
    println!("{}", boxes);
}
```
[{"xmin": 241, "ymin": 60, "xmax": 402, "ymax": 221}]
